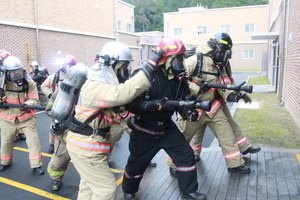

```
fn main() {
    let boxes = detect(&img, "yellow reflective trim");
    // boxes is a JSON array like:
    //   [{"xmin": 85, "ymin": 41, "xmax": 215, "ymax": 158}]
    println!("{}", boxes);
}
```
[
  {"xmin": 0, "ymin": 177, "xmax": 71, "ymax": 200},
  {"xmin": 220, "ymin": 39, "xmax": 228, "ymax": 45},
  {"xmin": 295, "ymin": 154, "xmax": 300, "ymax": 165},
  {"xmin": 157, "ymin": 45, "xmax": 178, "ymax": 50}
]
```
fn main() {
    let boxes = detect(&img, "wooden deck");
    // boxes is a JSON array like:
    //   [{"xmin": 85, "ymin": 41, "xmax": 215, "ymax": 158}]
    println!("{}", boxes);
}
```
[{"xmin": 116, "ymin": 147, "xmax": 300, "ymax": 200}]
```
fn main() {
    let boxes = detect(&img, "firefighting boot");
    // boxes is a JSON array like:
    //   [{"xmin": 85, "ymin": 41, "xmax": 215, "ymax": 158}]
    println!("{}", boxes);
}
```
[
  {"xmin": 228, "ymin": 164, "xmax": 251, "ymax": 174},
  {"xmin": 33, "ymin": 167, "xmax": 45, "ymax": 175},
  {"xmin": 169, "ymin": 167, "xmax": 177, "ymax": 178},
  {"xmin": 48, "ymin": 144, "xmax": 54, "ymax": 153},
  {"xmin": 124, "ymin": 193, "xmax": 137, "ymax": 200},
  {"xmin": 17, "ymin": 133, "xmax": 26, "ymax": 140},
  {"xmin": 51, "ymin": 180, "xmax": 61, "ymax": 191},
  {"xmin": 194, "ymin": 155, "xmax": 200, "ymax": 162},
  {"xmin": 0, "ymin": 164, "xmax": 11, "ymax": 171},
  {"xmin": 242, "ymin": 146, "xmax": 261, "ymax": 155},
  {"xmin": 147, "ymin": 161, "xmax": 157, "ymax": 167},
  {"xmin": 181, "ymin": 192, "xmax": 207, "ymax": 200}
]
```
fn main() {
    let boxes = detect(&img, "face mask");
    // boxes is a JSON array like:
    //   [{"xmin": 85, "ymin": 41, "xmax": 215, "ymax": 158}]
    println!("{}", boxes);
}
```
[
  {"xmin": 170, "ymin": 54, "xmax": 186, "ymax": 77},
  {"xmin": 214, "ymin": 49, "xmax": 232, "ymax": 65},
  {"xmin": 115, "ymin": 61, "xmax": 131, "ymax": 84}
]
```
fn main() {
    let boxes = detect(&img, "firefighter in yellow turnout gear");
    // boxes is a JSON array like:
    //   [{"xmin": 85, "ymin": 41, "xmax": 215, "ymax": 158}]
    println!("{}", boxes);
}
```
[
  {"xmin": 65, "ymin": 41, "xmax": 166, "ymax": 199},
  {"xmin": 189, "ymin": 61, "xmax": 260, "ymax": 161},
  {"xmin": 0, "ymin": 56, "xmax": 44, "ymax": 175},
  {"xmin": 167, "ymin": 32, "xmax": 251, "ymax": 174},
  {"xmin": 41, "ymin": 54, "xmax": 76, "ymax": 154}
]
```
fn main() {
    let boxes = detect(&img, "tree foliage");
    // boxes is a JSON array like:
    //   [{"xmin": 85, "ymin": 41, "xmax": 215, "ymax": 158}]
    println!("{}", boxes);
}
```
[{"xmin": 124, "ymin": 0, "xmax": 268, "ymax": 32}]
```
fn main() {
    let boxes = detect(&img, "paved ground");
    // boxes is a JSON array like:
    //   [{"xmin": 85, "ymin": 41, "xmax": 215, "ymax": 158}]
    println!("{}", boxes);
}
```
[{"xmin": 1, "ymin": 74, "xmax": 300, "ymax": 199}]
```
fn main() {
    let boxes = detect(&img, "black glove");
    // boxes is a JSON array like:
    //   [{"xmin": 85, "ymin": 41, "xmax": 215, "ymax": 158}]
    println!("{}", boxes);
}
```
[
  {"xmin": 185, "ymin": 47, "xmax": 197, "ymax": 58},
  {"xmin": 241, "ymin": 93, "xmax": 251, "ymax": 103},
  {"xmin": 226, "ymin": 91, "xmax": 242, "ymax": 102},
  {"xmin": 181, "ymin": 108, "xmax": 198, "ymax": 122},
  {"xmin": 144, "ymin": 98, "xmax": 172, "ymax": 111},
  {"xmin": 142, "ymin": 49, "xmax": 166, "ymax": 80},
  {"xmin": 196, "ymin": 81, "xmax": 210, "ymax": 92},
  {"xmin": 47, "ymin": 93, "xmax": 53, "ymax": 99}
]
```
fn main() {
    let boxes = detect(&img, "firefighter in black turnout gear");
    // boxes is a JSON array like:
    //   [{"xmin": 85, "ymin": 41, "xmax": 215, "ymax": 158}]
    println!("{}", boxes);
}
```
[{"xmin": 122, "ymin": 36, "xmax": 207, "ymax": 200}]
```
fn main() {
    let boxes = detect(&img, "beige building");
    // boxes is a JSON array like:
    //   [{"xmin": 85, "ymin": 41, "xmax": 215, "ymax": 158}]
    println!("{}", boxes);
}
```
[
  {"xmin": 163, "ymin": 0, "xmax": 300, "ymax": 128},
  {"xmin": 163, "ymin": 5, "xmax": 269, "ymax": 71},
  {"xmin": 0, "ymin": 0, "xmax": 141, "ymax": 73}
]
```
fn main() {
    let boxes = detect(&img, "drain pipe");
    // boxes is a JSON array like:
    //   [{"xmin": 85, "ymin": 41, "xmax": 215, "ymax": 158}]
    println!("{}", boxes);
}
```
[
  {"xmin": 114, "ymin": 0, "xmax": 119, "ymax": 41},
  {"xmin": 34, "ymin": 0, "xmax": 41, "ymax": 64}
]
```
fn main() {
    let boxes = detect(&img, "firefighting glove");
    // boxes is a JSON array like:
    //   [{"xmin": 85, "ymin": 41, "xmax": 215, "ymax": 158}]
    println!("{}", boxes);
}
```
[
  {"xmin": 185, "ymin": 47, "xmax": 197, "ymax": 58},
  {"xmin": 144, "ymin": 98, "xmax": 172, "ymax": 111},
  {"xmin": 226, "ymin": 91, "xmax": 242, "ymax": 102},
  {"xmin": 181, "ymin": 108, "xmax": 198, "ymax": 122},
  {"xmin": 19, "ymin": 104, "xmax": 31, "ymax": 112},
  {"xmin": 241, "ymin": 93, "xmax": 251, "ymax": 103},
  {"xmin": 196, "ymin": 81, "xmax": 210, "ymax": 92},
  {"xmin": 142, "ymin": 49, "xmax": 167, "ymax": 80}
]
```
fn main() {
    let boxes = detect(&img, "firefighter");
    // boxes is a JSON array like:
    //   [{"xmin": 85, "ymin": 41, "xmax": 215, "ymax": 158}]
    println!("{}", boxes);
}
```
[
  {"xmin": 0, "ymin": 50, "xmax": 27, "ymax": 143},
  {"xmin": 30, "ymin": 61, "xmax": 49, "ymax": 106},
  {"xmin": 186, "ymin": 53, "xmax": 261, "ymax": 161},
  {"xmin": 167, "ymin": 32, "xmax": 251, "ymax": 175},
  {"xmin": 122, "ymin": 36, "xmax": 207, "ymax": 200},
  {"xmin": 65, "ymin": 41, "xmax": 166, "ymax": 199},
  {"xmin": 41, "ymin": 54, "xmax": 76, "ymax": 153},
  {"xmin": 0, "ymin": 56, "xmax": 44, "ymax": 175}
]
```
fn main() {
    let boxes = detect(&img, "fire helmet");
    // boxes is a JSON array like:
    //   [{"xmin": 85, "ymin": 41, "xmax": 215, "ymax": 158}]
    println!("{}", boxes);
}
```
[
  {"xmin": 3, "ymin": 56, "xmax": 24, "ymax": 83},
  {"xmin": 208, "ymin": 32, "xmax": 233, "ymax": 51},
  {"xmin": 62, "ymin": 54, "xmax": 76, "ymax": 64},
  {"xmin": 156, "ymin": 36, "xmax": 186, "ymax": 63},
  {"xmin": 60, "ymin": 54, "xmax": 76, "ymax": 73},
  {"xmin": 0, "ymin": 50, "xmax": 11, "ymax": 58},
  {"xmin": 99, "ymin": 41, "xmax": 133, "ymax": 66}
]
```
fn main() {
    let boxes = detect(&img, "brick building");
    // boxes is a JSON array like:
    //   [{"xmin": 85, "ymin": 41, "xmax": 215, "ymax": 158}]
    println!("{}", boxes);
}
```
[
  {"xmin": 266, "ymin": 0, "xmax": 300, "ymax": 128},
  {"xmin": 163, "ymin": 5, "xmax": 269, "ymax": 71},
  {"xmin": 163, "ymin": 0, "xmax": 300, "ymax": 128},
  {"xmin": 0, "ymin": 0, "xmax": 140, "ymax": 73}
]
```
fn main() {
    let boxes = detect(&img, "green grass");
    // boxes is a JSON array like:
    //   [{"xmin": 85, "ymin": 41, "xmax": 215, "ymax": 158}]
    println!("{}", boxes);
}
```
[
  {"xmin": 247, "ymin": 75, "xmax": 270, "ymax": 85},
  {"xmin": 233, "ymin": 94, "xmax": 300, "ymax": 149}
]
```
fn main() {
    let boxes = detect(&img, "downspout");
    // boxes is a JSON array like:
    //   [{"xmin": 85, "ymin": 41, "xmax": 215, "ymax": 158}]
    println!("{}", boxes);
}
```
[
  {"xmin": 278, "ymin": 0, "xmax": 287, "ymax": 105},
  {"xmin": 280, "ymin": 0, "xmax": 290, "ymax": 105},
  {"xmin": 34, "ymin": 0, "xmax": 41, "ymax": 64},
  {"xmin": 115, "ymin": 0, "xmax": 119, "ymax": 41}
]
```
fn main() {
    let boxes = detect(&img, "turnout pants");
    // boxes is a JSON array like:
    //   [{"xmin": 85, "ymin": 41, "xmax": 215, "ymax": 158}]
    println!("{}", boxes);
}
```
[
  {"xmin": 170, "ymin": 107, "xmax": 245, "ymax": 168},
  {"xmin": 47, "ymin": 131, "xmax": 71, "ymax": 181},
  {"xmin": 0, "ymin": 117, "xmax": 42, "ymax": 168},
  {"xmin": 189, "ymin": 102, "xmax": 252, "ymax": 156},
  {"xmin": 67, "ymin": 131, "xmax": 116, "ymax": 200},
  {"xmin": 122, "ymin": 123, "xmax": 198, "ymax": 195}
]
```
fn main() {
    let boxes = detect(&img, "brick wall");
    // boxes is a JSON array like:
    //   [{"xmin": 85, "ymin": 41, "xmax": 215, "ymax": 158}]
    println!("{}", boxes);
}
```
[
  {"xmin": 284, "ymin": 0, "xmax": 300, "ymax": 127},
  {"xmin": 0, "ymin": 0, "xmax": 140, "ymax": 72}
]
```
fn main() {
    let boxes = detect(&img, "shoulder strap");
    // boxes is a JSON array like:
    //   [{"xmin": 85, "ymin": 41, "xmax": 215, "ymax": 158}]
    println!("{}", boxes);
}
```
[{"xmin": 192, "ymin": 52, "xmax": 203, "ymax": 78}]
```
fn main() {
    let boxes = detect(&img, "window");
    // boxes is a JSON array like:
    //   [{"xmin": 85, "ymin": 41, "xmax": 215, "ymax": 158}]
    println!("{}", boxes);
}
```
[
  {"xmin": 118, "ymin": 21, "xmax": 121, "ymax": 30},
  {"xmin": 244, "ymin": 24, "xmax": 255, "ymax": 32},
  {"xmin": 220, "ymin": 25, "xmax": 231, "ymax": 33},
  {"xmin": 127, "ymin": 24, "xmax": 132, "ymax": 32},
  {"xmin": 243, "ymin": 50, "xmax": 255, "ymax": 59},
  {"xmin": 174, "ymin": 28, "xmax": 182, "ymax": 35},
  {"xmin": 197, "ymin": 26, "xmax": 207, "ymax": 35}
]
